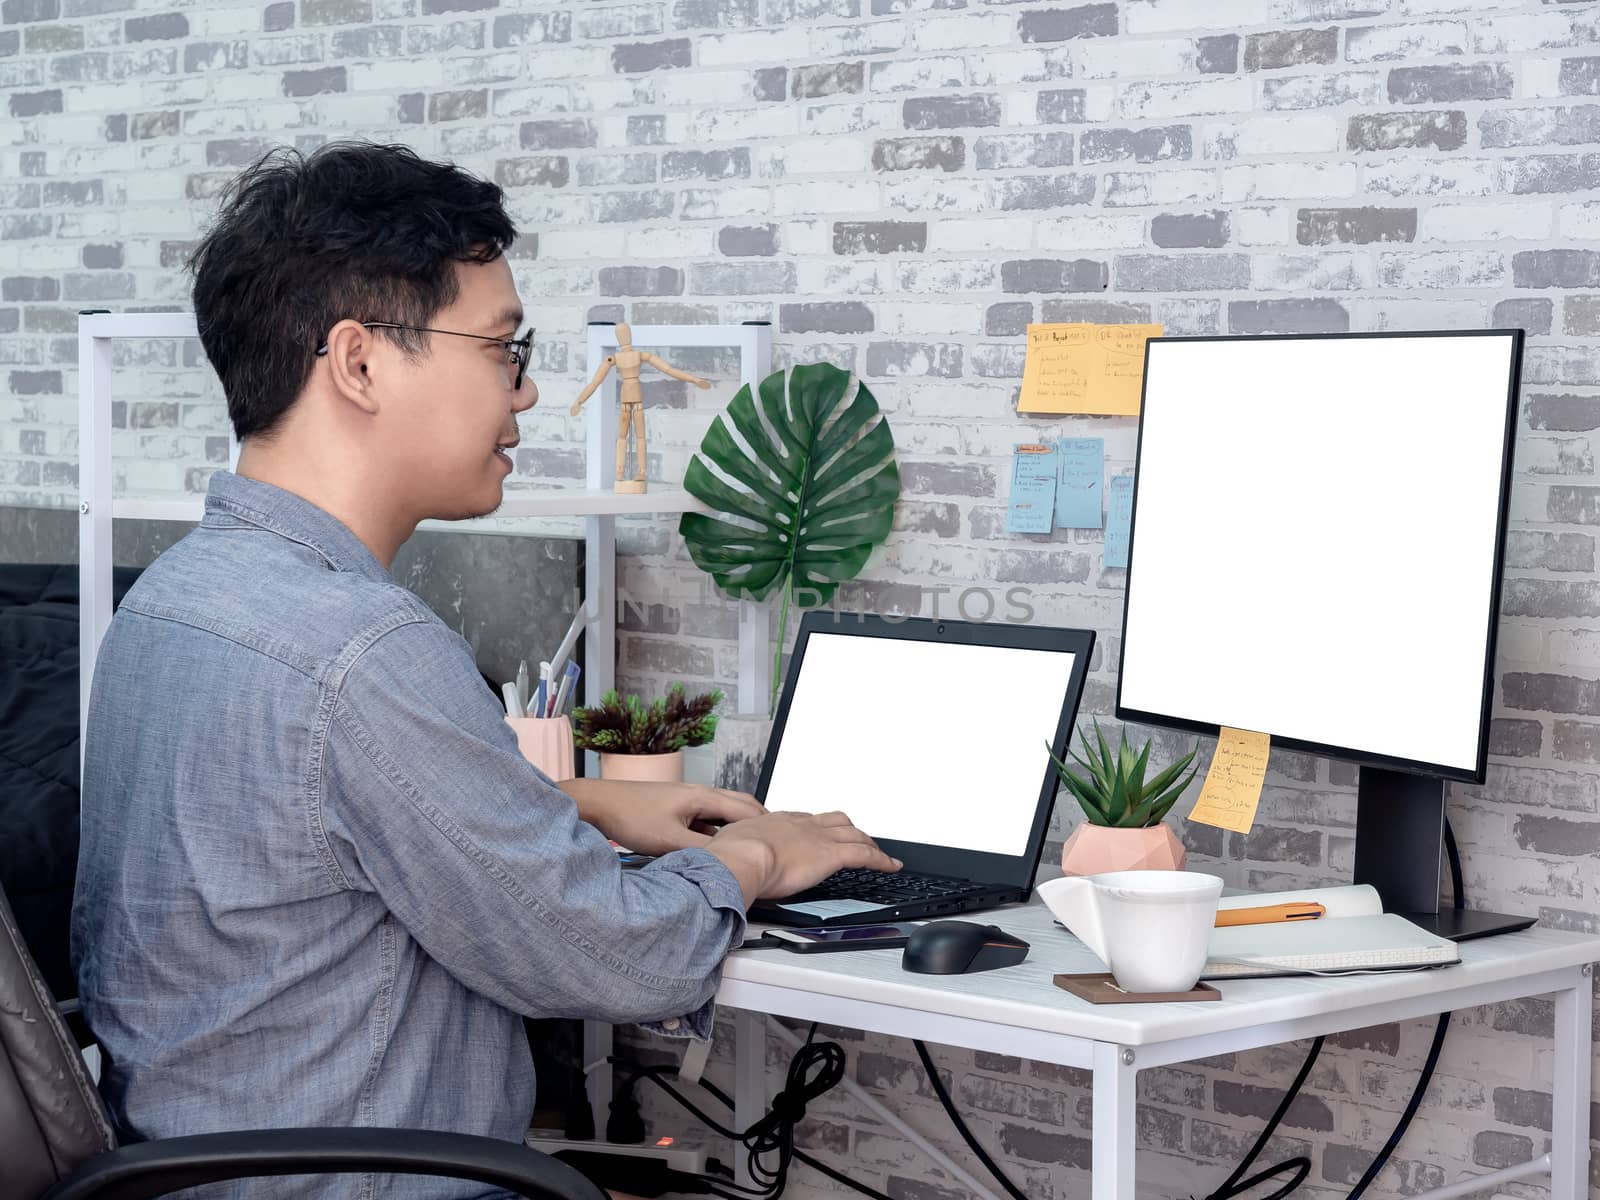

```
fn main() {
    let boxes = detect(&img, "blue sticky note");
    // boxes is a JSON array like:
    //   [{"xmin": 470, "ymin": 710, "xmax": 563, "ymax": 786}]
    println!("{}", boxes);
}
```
[
  {"xmin": 1105, "ymin": 474, "xmax": 1135, "ymax": 568},
  {"xmin": 1055, "ymin": 437, "xmax": 1104, "ymax": 529},
  {"xmin": 1007, "ymin": 443, "xmax": 1058, "ymax": 534}
]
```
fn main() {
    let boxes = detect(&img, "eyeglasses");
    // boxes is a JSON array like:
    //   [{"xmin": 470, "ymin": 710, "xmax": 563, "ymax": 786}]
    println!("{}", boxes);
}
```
[{"xmin": 315, "ymin": 321, "xmax": 534, "ymax": 390}]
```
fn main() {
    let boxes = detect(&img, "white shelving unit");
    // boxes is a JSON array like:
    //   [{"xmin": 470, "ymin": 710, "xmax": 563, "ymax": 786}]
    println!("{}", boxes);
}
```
[
  {"xmin": 77, "ymin": 312, "xmax": 777, "ymax": 1141},
  {"xmin": 77, "ymin": 313, "xmax": 774, "ymax": 759}
]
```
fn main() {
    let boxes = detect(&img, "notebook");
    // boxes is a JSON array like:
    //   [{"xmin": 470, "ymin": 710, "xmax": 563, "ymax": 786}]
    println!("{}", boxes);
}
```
[{"xmin": 1202, "ymin": 884, "xmax": 1460, "ymax": 979}]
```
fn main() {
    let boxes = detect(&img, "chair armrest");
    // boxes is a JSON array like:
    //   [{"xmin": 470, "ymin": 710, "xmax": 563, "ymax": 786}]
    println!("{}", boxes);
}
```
[{"xmin": 40, "ymin": 1127, "xmax": 608, "ymax": 1200}]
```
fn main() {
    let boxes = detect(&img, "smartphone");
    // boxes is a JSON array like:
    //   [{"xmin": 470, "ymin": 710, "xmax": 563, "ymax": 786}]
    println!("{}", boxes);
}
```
[{"xmin": 763, "ymin": 923, "xmax": 922, "ymax": 953}]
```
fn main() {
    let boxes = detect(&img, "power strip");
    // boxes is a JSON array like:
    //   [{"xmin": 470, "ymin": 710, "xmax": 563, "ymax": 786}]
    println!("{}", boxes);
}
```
[{"xmin": 525, "ymin": 1132, "xmax": 710, "ymax": 1174}]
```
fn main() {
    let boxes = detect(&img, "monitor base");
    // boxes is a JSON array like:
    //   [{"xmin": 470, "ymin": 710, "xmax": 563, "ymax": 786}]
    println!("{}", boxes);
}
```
[{"xmin": 1400, "ymin": 908, "xmax": 1536, "ymax": 943}]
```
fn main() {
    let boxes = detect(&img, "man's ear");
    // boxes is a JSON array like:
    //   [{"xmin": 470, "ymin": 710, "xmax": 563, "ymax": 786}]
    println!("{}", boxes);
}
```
[{"xmin": 322, "ymin": 319, "xmax": 382, "ymax": 416}]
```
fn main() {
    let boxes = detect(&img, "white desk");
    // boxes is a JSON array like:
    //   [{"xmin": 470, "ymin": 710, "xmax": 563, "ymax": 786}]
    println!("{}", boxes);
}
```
[{"xmin": 717, "ymin": 901, "xmax": 1600, "ymax": 1200}]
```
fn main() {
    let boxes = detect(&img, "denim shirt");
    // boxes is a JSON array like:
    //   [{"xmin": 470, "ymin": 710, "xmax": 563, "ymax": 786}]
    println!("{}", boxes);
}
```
[{"xmin": 72, "ymin": 469, "xmax": 747, "ymax": 1199}]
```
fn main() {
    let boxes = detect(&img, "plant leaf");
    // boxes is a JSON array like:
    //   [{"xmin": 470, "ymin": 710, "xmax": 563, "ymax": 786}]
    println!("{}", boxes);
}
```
[{"xmin": 680, "ymin": 363, "xmax": 899, "ymax": 611}]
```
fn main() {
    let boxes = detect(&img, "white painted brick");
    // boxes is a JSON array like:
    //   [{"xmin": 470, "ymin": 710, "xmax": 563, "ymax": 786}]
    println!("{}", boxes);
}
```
[
  {"xmin": 1420, "ymin": 202, "xmax": 1554, "ymax": 243},
  {"xmin": 773, "ymin": 179, "xmax": 881, "ymax": 215},
  {"xmin": 1558, "ymin": 202, "xmax": 1600, "ymax": 240},
  {"xmin": 776, "ymin": 136, "xmax": 869, "ymax": 175},
  {"xmin": 692, "ymin": 105, "xmax": 799, "ymax": 141},
  {"xmin": 808, "ymin": 22, "xmax": 907, "ymax": 58},
  {"xmin": 1472, "ymin": 12, "xmax": 1592, "ymax": 54},
  {"xmin": 1377, "ymin": 250, "xmax": 1505, "ymax": 289},
  {"xmin": 781, "ymin": 219, "xmax": 832, "ymax": 255},
  {"xmin": 869, "ymin": 56, "xmax": 968, "ymax": 93},
  {"xmin": 1362, "ymin": 156, "xmax": 1500, "ymax": 198},
  {"xmin": 678, "ymin": 186, "xmax": 772, "ymax": 219},
  {"xmin": 1002, "ymin": 90, "xmax": 1035, "ymax": 126},
  {"xmin": 626, "ymin": 226, "xmax": 715, "ymax": 258},
  {"xmin": 1548, "ymin": 630, "xmax": 1600, "ymax": 671},
  {"xmin": 1233, "ymin": 205, "xmax": 1295, "ymax": 245},
  {"xmin": 1076, "ymin": 38, "xmax": 1198, "ymax": 80},
  {"xmin": 1255, "ymin": 252, "xmax": 1374, "ymax": 291},
  {"xmin": 1518, "ymin": 57, "xmax": 1564, "ymax": 100},
  {"xmin": 351, "ymin": 60, "xmax": 444, "ymax": 91},
  {"xmin": 966, "ymin": 47, "xmax": 1074, "ymax": 86},
  {"xmin": 654, "ymin": 70, "xmax": 759, "ymax": 107},
  {"xmin": 572, "ymin": 79, "xmax": 653, "ymax": 113},
  {"xmin": 1037, "ymin": 213, "xmax": 1149, "ymax": 250},
  {"xmin": 696, "ymin": 29, "xmax": 791, "ymax": 66},
  {"xmin": 897, "ymin": 259, "xmax": 997, "ymax": 292},
  {"xmin": 60, "ymin": 82, "xmax": 142, "ymax": 111},
  {"xmin": 803, "ymin": 100, "xmax": 899, "ymax": 135},
  {"xmin": 883, "ymin": 177, "xmax": 989, "ymax": 212},
  {"xmin": 911, "ymin": 13, "xmax": 1015, "ymax": 51},
  {"xmin": 493, "ymin": 85, "xmax": 572, "ymax": 118},
  {"xmin": 1202, "ymin": 114, "xmax": 1341, "ymax": 159},
  {"xmin": 1344, "ymin": 20, "xmax": 1468, "ymax": 63},
  {"xmin": 796, "ymin": 259, "xmax": 886, "ymax": 295},
  {"xmin": 1118, "ymin": 77, "xmax": 1253, "ymax": 120},
  {"xmin": 1125, "ymin": 0, "xmax": 1272, "ymax": 33},
  {"xmin": 1218, "ymin": 161, "xmax": 1359, "ymax": 202},
  {"xmin": 189, "ymin": 7, "xmax": 261, "ymax": 36},
  {"xmin": 887, "ymin": 304, "xmax": 984, "ymax": 335},
  {"xmin": 1104, "ymin": 169, "xmax": 1219, "ymax": 207},
  {"xmin": 931, "ymin": 217, "xmax": 1036, "ymax": 252},
  {"xmin": 1358, "ymin": 296, "xmax": 1489, "ymax": 331}
]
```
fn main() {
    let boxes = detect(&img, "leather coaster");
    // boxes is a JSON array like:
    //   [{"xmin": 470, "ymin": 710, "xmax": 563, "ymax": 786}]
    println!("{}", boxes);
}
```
[{"xmin": 1054, "ymin": 972, "xmax": 1221, "ymax": 1004}]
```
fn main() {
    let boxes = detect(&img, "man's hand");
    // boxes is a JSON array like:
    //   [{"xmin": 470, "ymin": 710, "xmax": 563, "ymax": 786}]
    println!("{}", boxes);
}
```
[
  {"xmin": 561, "ymin": 778, "xmax": 762, "ymax": 856},
  {"xmin": 704, "ymin": 810, "xmax": 901, "ymax": 907}
]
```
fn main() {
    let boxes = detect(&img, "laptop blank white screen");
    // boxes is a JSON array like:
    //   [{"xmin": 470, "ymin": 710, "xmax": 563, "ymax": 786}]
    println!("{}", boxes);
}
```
[{"xmin": 761, "ymin": 631, "xmax": 1080, "ymax": 857}]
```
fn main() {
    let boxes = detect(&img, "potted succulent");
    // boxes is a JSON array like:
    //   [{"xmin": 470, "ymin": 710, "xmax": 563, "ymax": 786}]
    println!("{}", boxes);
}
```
[
  {"xmin": 1047, "ymin": 720, "xmax": 1200, "ymax": 876},
  {"xmin": 571, "ymin": 683, "xmax": 722, "ymax": 783}
]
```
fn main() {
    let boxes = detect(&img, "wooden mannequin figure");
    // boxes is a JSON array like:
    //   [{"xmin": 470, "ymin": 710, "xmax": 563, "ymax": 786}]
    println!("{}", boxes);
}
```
[{"xmin": 569, "ymin": 323, "xmax": 712, "ymax": 494}]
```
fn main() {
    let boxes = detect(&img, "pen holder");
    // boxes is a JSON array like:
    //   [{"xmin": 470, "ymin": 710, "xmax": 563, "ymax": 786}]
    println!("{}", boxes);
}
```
[{"xmin": 505, "ymin": 715, "xmax": 576, "ymax": 782}]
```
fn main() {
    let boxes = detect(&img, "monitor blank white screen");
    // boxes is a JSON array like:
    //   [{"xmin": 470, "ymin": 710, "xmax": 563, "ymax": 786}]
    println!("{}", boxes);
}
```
[
  {"xmin": 762, "ymin": 632, "xmax": 1080, "ymax": 856},
  {"xmin": 1119, "ymin": 334, "xmax": 1516, "ymax": 777}
]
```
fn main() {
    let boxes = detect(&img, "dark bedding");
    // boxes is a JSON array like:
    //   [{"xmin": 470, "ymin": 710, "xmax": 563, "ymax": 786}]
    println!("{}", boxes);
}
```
[{"xmin": 0, "ymin": 563, "xmax": 141, "ymax": 1000}]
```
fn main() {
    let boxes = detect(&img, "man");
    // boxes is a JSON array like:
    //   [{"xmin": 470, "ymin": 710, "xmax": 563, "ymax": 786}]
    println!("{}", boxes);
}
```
[{"xmin": 71, "ymin": 141, "xmax": 899, "ymax": 1199}]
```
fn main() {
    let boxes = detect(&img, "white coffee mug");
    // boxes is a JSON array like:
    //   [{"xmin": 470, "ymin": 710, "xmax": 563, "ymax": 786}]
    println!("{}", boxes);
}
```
[{"xmin": 1037, "ymin": 870, "xmax": 1224, "ymax": 994}]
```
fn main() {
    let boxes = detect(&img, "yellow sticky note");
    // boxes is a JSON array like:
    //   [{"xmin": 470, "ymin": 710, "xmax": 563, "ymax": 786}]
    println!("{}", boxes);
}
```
[
  {"xmin": 1187, "ymin": 727, "xmax": 1271, "ymax": 834},
  {"xmin": 1017, "ymin": 323, "xmax": 1163, "ymax": 416}
]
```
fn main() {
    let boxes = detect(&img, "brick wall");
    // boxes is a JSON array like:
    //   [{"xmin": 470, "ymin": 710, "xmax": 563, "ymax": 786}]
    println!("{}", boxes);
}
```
[{"xmin": 4, "ymin": 0, "xmax": 1600, "ymax": 1196}]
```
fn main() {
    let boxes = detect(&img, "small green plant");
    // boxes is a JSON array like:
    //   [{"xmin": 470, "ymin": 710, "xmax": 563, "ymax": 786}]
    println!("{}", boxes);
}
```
[
  {"xmin": 1045, "ymin": 719, "xmax": 1199, "ymax": 829},
  {"xmin": 571, "ymin": 683, "xmax": 722, "ymax": 755}
]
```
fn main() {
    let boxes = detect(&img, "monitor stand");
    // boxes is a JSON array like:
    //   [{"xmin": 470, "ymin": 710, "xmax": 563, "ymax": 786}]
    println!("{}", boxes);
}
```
[{"xmin": 1353, "ymin": 766, "xmax": 1536, "ymax": 943}]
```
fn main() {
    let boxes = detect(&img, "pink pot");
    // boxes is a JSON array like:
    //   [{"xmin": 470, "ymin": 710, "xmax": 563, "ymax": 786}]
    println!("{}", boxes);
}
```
[
  {"xmin": 1060, "ymin": 822, "xmax": 1186, "ymax": 876},
  {"xmin": 599, "ymin": 750, "xmax": 685, "ymax": 783}
]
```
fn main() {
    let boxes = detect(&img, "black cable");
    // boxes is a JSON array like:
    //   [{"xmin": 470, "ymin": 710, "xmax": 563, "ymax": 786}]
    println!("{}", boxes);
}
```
[
  {"xmin": 608, "ymin": 1024, "xmax": 896, "ymax": 1200},
  {"xmin": 1197, "ymin": 1036, "xmax": 1323, "ymax": 1200},
  {"xmin": 912, "ymin": 1039, "xmax": 1030, "ymax": 1200},
  {"xmin": 1191, "ymin": 817, "xmax": 1468, "ymax": 1200}
]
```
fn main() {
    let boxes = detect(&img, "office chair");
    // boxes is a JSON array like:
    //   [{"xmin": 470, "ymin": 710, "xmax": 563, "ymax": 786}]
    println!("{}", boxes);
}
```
[{"xmin": 0, "ymin": 885, "xmax": 606, "ymax": 1200}]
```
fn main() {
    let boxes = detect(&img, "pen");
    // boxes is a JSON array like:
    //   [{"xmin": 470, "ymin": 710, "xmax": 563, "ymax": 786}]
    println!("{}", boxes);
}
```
[
  {"xmin": 552, "ymin": 660, "xmax": 580, "ymax": 717},
  {"xmin": 534, "ymin": 661, "xmax": 550, "ymax": 719},
  {"xmin": 1214, "ymin": 902, "xmax": 1326, "ymax": 928},
  {"xmin": 515, "ymin": 659, "xmax": 530, "ymax": 715},
  {"xmin": 546, "ymin": 606, "xmax": 590, "ymax": 700}
]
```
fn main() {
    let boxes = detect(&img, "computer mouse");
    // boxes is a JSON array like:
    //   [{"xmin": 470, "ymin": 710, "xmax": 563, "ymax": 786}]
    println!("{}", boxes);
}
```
[{"xmin": 901, "ymin": 921, "xmax": 1030, "ymax": 975}]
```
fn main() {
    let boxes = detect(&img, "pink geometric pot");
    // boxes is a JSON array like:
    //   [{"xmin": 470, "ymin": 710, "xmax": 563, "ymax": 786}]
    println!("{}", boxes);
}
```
[{"xmin": 1060, "ymin": 822, "xmax": 1187, "ymax": 876}]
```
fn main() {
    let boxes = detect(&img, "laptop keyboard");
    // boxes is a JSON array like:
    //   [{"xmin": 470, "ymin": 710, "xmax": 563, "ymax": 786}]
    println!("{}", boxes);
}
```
[{"xmin": 795, "ymin": 868, "xmax": 985, "ymax": 905}]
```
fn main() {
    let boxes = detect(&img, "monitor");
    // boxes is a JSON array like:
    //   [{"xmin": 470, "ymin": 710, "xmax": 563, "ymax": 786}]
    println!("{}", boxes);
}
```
[{"xmin": 1115, "ymin": 330, "xmax": 1528, "ymax": 938}]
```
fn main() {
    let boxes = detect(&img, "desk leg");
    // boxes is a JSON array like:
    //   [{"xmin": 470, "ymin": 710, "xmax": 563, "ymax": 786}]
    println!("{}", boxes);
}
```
[
  {"xmin": 1552, "ymin": 967, "xmax": 1594, "ymax": 1200},
  {"xmin": 1092, "ymin": 1042, "xmax": 1137, "ymax": 1200},
  {"xmin": 734, "ymin": 1011, "xmax": 768, "ymax": 1190},
  {"xmin": 582, "ymin": 1020, "xmax": 613, "ymax": 1138}
]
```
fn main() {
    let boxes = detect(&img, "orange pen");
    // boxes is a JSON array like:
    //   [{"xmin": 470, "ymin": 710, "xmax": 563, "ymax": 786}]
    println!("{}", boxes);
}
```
[{"xmin": 1214, "ymin": 902, "xmax": 1326, "ymax": 928}]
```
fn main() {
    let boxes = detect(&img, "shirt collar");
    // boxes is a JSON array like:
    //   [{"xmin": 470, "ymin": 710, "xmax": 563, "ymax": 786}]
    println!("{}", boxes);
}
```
[{"xmin": 201, "ymin": 469, "xmax": 393, "ymax": 584}]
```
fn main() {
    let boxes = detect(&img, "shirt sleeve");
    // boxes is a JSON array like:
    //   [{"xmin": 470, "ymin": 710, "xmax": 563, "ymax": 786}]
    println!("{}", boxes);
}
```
[{"xmin": 317, "ymin": 615, "xmax": 746, "ymax": 1035}]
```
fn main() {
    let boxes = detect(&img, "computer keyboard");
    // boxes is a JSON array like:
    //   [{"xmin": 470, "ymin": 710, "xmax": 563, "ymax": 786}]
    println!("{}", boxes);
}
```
[{"xmin": 793, "ymin": 868, "xmax": 983, "ymax": 905}]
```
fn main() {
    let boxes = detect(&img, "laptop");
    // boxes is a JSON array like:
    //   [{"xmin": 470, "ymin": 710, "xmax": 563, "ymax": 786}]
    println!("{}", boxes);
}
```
[{"xmin": 749, "ymin": 612, "xmax": 1094, "ymax": 929}]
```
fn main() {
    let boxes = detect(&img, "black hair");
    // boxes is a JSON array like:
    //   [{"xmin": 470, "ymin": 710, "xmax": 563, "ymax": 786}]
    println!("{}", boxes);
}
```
[{"xmin": 188, "ymin": 140, "xmax": 518, "ymax": 440}]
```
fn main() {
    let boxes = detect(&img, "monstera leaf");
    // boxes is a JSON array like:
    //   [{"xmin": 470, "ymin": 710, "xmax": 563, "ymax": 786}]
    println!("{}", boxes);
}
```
[{"xmin": 679, "ymin": 361, "xmax": 900, "ymax": 712}]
